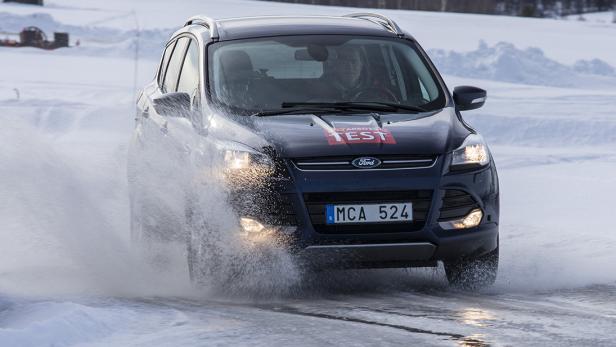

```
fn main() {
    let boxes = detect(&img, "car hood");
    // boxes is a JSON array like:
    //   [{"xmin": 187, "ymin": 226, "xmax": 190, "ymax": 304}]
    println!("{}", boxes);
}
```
[{"xmin": 209, "ymin": 108, "xmax": 471, "ymax": 158}]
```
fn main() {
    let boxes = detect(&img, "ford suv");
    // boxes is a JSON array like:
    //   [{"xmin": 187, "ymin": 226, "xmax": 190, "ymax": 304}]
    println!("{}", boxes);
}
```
[{"xmin": 129, "ymin": 13, "xmax": 500, "ymax": 288}]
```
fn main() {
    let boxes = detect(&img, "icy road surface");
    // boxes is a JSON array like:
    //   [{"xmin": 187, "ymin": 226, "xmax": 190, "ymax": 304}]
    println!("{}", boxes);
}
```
[
  {"xmin": 1, "ymin": 1, "xmax": 616, "ymax": 346},
  {"xmin": 3, "ymin": 284, "xmax": 616, "ymax": 346}
]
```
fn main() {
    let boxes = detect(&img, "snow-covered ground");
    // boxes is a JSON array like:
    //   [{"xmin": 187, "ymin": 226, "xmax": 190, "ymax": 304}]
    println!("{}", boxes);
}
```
[{"xmin": 1, "ymin": 1, "xmax": 615, "ymax": 346}]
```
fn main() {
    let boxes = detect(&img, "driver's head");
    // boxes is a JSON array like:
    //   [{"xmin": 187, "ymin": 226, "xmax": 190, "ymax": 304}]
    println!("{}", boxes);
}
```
[{"xmin": 332, "ymin": 47, "xmax": 363, "ymax": 89}]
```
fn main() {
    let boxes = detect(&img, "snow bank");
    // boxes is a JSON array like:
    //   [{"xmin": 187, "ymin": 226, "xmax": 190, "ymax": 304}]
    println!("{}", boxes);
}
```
[
  {"xmin": 573, "ymin": 58, "xmax": 616, "ymax": 75},
  {"xmin": 429, "ymin": 41, "xmax": 616, "ymax": 88},
  {"xmin": 466, "ymin": 113, "xmax": 616, "ymax": 146},
  {"xmin": 7, "ymin": 10, "xmax": 615, "ymax": 88}
]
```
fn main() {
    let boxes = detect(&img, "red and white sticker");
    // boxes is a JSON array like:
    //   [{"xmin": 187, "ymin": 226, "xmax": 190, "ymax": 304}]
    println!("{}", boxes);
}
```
[{"xmin": 325, "ymin": 127, "xmax": 397, "ymax": 145}]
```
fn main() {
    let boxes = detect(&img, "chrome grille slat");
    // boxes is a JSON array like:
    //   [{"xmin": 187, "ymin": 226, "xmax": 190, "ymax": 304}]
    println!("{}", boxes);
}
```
[
  {"xmin": 296, "ymin": 161, "xmax": 350, "ymax": 166},
  {"xmin": 382, "ymin": 159, "xmax": 434, "ymax": 164},
  {"xmin": 293, "ymin": 155, "xmax": 437, "ymax": 171}
]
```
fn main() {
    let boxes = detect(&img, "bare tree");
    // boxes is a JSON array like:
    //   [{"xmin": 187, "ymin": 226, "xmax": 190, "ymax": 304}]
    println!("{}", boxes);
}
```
[{"xmin": 441, "ymin": 0, "xmax": 448, "ymax": 11}]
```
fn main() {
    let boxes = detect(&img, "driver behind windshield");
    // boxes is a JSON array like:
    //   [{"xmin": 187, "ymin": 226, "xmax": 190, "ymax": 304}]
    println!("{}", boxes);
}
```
[
  {"xmin": 323, "ymin": 47, "xmax": 365, "ymax": 100},
  {"xmin": 209, "ymin": 36, "xmax": 444, "ymax": 113},
  {"xmin": 320, "ymin": 45, "xmax": 399, "ymax": 103}
]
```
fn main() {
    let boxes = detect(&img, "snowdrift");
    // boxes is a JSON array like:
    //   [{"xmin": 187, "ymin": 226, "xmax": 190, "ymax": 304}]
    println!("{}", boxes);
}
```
[{"xmin": 429, "ymin": 41, "xmax": 616, "ymax": 88}]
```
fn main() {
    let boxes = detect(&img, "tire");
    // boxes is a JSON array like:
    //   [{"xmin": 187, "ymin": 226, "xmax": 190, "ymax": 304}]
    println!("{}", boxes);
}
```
[
  {"xmin": 185, "ymin": 203, "xmax": 223, "ymax": 285},
  {"xmin": 444, "ymin": 246, "xmax": 499, "ymax": 289},
  {"xmin": 186, "ymin": 234, "xmax": 199, "ymax": 283},
  {"xmin": 130, "ymin": 189, "xmax": 181, "ymax": 269},
  {"xmin": 129, "ymin": 192, "xmax": 146, "ymax": 246}
]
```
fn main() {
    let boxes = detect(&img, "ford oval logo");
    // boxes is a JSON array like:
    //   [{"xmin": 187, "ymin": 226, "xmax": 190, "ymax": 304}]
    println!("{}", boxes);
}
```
[{"xmin": 352, "ymin": 157, "xmax": 381, "ymax": 169}]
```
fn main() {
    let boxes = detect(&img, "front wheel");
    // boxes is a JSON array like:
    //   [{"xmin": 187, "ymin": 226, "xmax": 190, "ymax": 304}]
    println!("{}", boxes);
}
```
[
  {"xmin": 185, "ymin": 202, "xmax": 226, "ymax": 285},
  {"xmin": 444, "ymin": 246, "xmax": 499, "ymax": 289}
]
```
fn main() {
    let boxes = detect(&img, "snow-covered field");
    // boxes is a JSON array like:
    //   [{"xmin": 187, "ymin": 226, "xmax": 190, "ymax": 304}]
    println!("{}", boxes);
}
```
[{"xmin": 1, "ymin": 1, "xmax": 615, "ymax": 346}]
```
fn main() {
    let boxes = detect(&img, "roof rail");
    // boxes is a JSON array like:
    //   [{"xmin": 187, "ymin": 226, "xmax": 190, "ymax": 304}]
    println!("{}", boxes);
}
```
[
  {"xmin": 343, "ymin": 13, "xmax": 404, "ymax": 37},
  {"xmin": 184, "ymin": 15, "xmax": 219, "ymax": 40}
]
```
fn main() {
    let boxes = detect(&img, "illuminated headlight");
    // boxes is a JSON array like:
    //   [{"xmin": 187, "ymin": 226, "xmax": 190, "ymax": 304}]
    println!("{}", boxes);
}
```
[
  {"xmin": 219, "ymin": 142, "xmax": 274, "ymax": 172},
  {"xmin": 224, "ymin": 150, "xmax": 253, "ymax": 170},
  {"xmin": 450, "ymin": 134, "xmax": 490, "ymax": 170},
  {"xmin": 439, "ymin": 209, "xmax": 483, "ymax": 230}
]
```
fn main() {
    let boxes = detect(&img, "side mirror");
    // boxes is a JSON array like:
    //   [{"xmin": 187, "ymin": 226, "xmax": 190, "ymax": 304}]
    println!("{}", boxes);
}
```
[
  {"xmin": 453, "ymin": 86, "xmax": 487, "ymax": 111},
  {"xmin": 153, "ymin": 92, "xmax": 191, "ymax": 118}
]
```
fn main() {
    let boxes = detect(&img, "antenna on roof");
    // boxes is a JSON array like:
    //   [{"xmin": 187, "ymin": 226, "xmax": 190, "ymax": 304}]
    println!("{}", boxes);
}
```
[
  {"xmin": 184, "ymin": 15, "xmax": 219, "ymax": 40},
  {"xmin": 343, "ymin": 13, "xmax": 404, "ymax": 37}
]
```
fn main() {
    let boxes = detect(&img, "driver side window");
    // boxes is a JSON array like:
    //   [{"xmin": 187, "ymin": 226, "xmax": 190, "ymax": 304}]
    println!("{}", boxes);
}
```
[
  {"xmin": 177, "ymin": 39, "xmax": 201, "ymax": 106},
  {"xmin": 177, "ymin": 39, "xmax": 202, "ymax": 126}
]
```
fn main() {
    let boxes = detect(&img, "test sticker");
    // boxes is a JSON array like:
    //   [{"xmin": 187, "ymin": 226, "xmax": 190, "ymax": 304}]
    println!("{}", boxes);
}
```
[{"xmin": 326, "ymin": 127, "xmax": 397, "ymax": 145}]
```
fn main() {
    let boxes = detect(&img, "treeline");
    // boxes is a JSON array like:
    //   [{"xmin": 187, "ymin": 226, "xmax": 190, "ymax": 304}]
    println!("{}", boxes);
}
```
[{"xmin": 261, "ymin": 0, "xmax": 615, "ymax": 17}]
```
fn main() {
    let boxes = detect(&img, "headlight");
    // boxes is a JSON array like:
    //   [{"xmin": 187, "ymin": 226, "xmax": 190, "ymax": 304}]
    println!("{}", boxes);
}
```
[
  {"xmin": 220, "ymin": 142, "xmax": 273, "ymax": 171},
  {"xmin": 224, "ymin": 150, "xmax": 253, "ymax": 170},
  {"xmin": 217, "ymin": 141, "xmax": 275, "ymax": 185},
  {"xmin": 450, "ymin": 134, "xmax": 490, "ymax": 170}
]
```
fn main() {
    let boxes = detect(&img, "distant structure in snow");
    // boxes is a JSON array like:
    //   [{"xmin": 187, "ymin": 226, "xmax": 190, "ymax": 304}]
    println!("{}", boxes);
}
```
[
  {"xmin": 0, "ymin": 26, "xmax": 69, "ymax": 49},
  {"xmin": 3, "ymin": 0, "xmax": 44, "ymax": 5},
  {"xmin": 259, "ymin": 0, "xmax": 615, "ymax": 17}
]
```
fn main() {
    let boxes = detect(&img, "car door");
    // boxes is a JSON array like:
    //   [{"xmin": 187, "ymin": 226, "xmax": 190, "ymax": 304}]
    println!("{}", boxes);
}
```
[
  {"xmin": 129, "ymin": 37, "xmax": 188, "ymax": 243},
  {"xmin": 131, "ymin": 36, "xmax": 200, "ymax": 242}
]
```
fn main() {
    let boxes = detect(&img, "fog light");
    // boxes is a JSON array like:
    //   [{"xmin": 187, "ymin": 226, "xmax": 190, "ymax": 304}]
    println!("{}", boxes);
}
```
[
  {"xmin": 439, "ymin": 209, "xmax": 483, "ymax": 230},
  {"xmin": 240, "ymin": 217, "xmax": 266, "ymax": 234},
  {"xmin": 239, "ymin": 217, "xmax": 280, "ymax": 245}
]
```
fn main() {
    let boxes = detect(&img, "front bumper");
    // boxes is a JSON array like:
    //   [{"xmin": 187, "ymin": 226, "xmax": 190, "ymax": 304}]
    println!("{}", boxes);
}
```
[
  {"xmin": 299, "ymin": 223, "xmax": 498, "ymax": 268},
  {"xmin": 234, "ymin": 156, "xmax": 500, "ymax": 268}
]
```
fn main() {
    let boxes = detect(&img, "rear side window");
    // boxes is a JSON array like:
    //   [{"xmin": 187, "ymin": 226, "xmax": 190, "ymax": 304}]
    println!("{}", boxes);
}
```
[
  {"xmin": 177, "ymin": 39, "xmax": 200, "ymax": 96},
  {"xmin": 157, "ymin": 41, "xmax": 176, "ymax": 87},
  {"xmin": 163, "ymin": 37, "xmax": 189, "ymax": 93}
]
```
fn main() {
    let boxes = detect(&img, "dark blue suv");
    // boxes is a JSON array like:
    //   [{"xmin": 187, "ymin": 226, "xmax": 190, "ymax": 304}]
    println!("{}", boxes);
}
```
[{"xmin": 130, "ymin": 13, "xmax": 500, "ymax": 288}]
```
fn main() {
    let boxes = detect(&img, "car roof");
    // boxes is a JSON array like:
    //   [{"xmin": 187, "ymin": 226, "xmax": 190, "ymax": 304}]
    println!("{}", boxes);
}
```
[{"xmin": 195, "ymin": 15, "xmax": 409, "ymax": 41}]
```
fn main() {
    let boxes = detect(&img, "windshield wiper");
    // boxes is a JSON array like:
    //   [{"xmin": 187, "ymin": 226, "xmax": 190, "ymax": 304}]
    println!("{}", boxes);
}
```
[
  {"xmin": 252, "ymin": 102, "xmax": 427, "ymax": 117},
  {"xmin": 281, "ymin": 102, "xmax": 427, "ymax": 113},
  {"xmin": 251, "ymin": 106, "xmax": 356, "ymax": 117}
]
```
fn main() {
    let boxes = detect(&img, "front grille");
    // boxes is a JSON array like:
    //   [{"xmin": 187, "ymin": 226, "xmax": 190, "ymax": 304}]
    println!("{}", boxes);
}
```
[
  {"xmin": 294, "ymin": 155, "xmax": 436, "ymax": 171},
  {"xmin": 438, "ymin": 190, "xmax": 480, "ymax": 221},
  {"xmin": 303, "ymin": 190, "xmax": 433, "ymax": 234}
]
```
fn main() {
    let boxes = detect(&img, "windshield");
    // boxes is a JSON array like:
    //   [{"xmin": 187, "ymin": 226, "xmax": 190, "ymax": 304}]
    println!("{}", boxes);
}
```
[{"xmin": 207, "ymin": 35, "xmax": 446, "ymax": 115}]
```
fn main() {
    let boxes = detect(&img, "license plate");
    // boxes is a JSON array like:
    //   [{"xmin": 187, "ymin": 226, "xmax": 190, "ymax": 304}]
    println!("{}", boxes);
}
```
[{"xmin": 326, "ymin": 202, "xmax": 413, "ymax": 224}]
